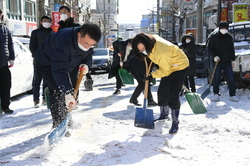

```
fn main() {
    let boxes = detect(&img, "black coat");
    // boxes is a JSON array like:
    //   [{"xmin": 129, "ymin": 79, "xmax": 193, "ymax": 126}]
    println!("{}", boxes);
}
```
[
  {"xmin": 58, "ymin": 17, "xmax": 80, "ymax": 31},
  {"xmin": 29, "ymin": 25, "xmax": 55, "ymax": 57},
  {"xmin": 180, "ymin": 34, "xmax": 197, "ymax": 76},
  {"xmin": 0, "ymin": 24, "xmax": 15, "ymax": 67},
  {"xmin": 35, "ymin": 27, "xmax": 94, "ymax": 93},
  {"xmin": 207, "ymin": 31, "xmax": 235, "ymax": 65},
  {"xmin": 108, "ymin": 39, "xmax": 132, "ymax": 78}
]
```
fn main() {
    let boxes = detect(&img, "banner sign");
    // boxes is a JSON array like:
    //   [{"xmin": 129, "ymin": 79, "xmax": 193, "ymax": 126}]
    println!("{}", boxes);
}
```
[{"xmin": 233, "ymin": 3, "xmax": 248, "ymax": 23}]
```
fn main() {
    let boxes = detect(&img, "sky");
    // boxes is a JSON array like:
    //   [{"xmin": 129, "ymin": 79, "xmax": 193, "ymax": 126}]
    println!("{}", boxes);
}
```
[
  {"xmin": 117, "ymin": 0, "xmax": 157, "ymax": 24},
  {"xmin": 1, "ymin": 73, "xmax": 250, "ymax": 165}
]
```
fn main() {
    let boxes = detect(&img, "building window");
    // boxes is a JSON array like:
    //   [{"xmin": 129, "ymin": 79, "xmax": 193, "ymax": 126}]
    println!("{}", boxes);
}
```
[
  {"xmin": 6, "ymin": 0, "xmax": 21, "ymax": 20},
  {"xmin": 24, "ymin": 0, "xmax": 35, "ymax": 22}
]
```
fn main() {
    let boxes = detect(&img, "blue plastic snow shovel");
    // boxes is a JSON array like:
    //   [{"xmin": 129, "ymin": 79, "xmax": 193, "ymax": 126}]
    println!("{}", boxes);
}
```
[
  {"xmin": 47, "ymin": 66, "xmax": 85, "ymax": 149},
  {"xmin": 201, "ymin": 61, "xmax": 218, "ymax": 100},
  {"xmin": 134, "ymin": 58, "xmax": 154, "ymax": 129}
]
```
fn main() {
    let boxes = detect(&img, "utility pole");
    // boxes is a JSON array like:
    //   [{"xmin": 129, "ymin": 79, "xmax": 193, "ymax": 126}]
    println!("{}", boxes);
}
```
[
  {"xmin": 157, "ymin": 0, "xmax": 160, "ymax": 35},
  {"xmin": 196, "ymin": 0, "xmax": 204, "ymax": 43},
  {"xmin": 172, "ymin": 0, "xmax": 176, "ymax": 41},
  {"xmin": 103, "ymin": 0, "xmax": 107, "ymax": 48},
  {"xmin": 217, "ymin": 0, "xmax": 222, "ymax": 26}
]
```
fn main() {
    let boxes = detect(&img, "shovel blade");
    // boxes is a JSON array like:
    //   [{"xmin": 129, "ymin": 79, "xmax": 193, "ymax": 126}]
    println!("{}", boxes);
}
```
[
  {"xmin": 185, "ymin": 92, "xmax": 207, "ymax": 114},
  {"xmin": 118, "ymin": 68, "xmax": 134, "ymax": 85},
  {"xmin": 201, "ymin": 86, "xmax": 211, "ymax": 100},
  {"xmin": 47, "ymin": 113, "xmax": 71, "ymax": 148},
  {"xmin": 134, "ymin": 107, "xmax": 154, "ymax": 129}
]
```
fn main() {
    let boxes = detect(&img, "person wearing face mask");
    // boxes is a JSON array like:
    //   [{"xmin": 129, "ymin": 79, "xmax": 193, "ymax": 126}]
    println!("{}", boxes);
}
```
[
  {"xmin": 109, "ymin": 38, "xmax": 157, "ymax": 106},
  {"xmin": 35, "ymin": 23, "xmax": 101, "ymax": 129},
  {"xmin": 58, "ymin": 6, "xmax": 80, "ymax": 31},
  {"xmin": 180, "ymin": 33, "xmax": 197, "ymax": 94},
  {"xmin": 29, "ymin": 16, "xmax": 55, "ymax": 108},
  {"xmin": 58, "ymin": 6, "xmax": 93, "ymax": 96},
  {"xmin": 131, "ymin": 33, "xmax": 189, "ymax": 134},
  {"xmin": 0, "ymin": 9, "xmax": 15, "ymax": 114},
  {"xmin": 207, "ymin": 21, "xmax": 239, "ymax": 102}
]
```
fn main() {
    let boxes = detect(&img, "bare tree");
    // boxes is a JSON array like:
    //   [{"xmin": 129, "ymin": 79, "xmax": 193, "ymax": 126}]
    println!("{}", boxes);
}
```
[{"xmin": 37, "ymin": 0, "xmax": 45, "ymax": 25}]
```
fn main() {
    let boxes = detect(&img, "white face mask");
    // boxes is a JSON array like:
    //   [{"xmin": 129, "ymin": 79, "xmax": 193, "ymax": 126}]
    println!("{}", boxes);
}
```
[
  {"xmin": 78, "ymin": 43, "xmax": 89, "ymax": 51},
  {"xmin": 186, "ymin": 39, "xmax": 191, "ymax": 43},
  {"xmin": 42, "ymin": 22, "xmax": 51, "ymax": 28},
  {"xmin": 60, "ymin": 14, "xmax": 68, "ymax": 21},
  {"xmin": 220, "ymin": 29, "xmax": 228, "ymax": 35},
  {"xmin": 142, "ymin": 50, "xmax": 148, "ymax": 55}
]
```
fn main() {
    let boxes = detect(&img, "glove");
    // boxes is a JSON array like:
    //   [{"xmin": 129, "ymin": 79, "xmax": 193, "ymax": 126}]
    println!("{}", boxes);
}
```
[
  {"xmin": 214, "ymin": 56, "xmax": 220, "ymax": 62},
  {"xmin": 79, "ymin": 64, "xmax": 89, "ymax": 74},
  {"xmin": 119, "ymin": 62, "xmax": 123, "ymax": 67},
  {"xmin": 65, "ymin": 94, "xmax": 76, "ymax": 110},
  {"xmin": 151, "ymin": 63, "xmax": 159, "ymax": 73},
  {"xmin": 144, "ymin": 74, "xmax": 153, "ymax": 82},
  {"xmin": 8, "ymin": 60, "xmax": 14, "ymax": 67}
]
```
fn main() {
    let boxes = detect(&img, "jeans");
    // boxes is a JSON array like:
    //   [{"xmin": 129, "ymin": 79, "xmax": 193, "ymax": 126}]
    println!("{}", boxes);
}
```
[{"xmin": 213, "ymin": 63, "xmax": 236, "ymax": 96}]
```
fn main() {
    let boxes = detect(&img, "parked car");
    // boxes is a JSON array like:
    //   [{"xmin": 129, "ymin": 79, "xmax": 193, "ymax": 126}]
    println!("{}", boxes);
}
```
[
  {"xmin": 91, "ymin": 48, "xmax": 113, "ymax": 73},
  {"xmin": 10, "ymin": 37, "xmax": 33, "ymax": 97},
  {"xmin": 195, "ymin": 43, "xmax": 207, "ymax": 78}
]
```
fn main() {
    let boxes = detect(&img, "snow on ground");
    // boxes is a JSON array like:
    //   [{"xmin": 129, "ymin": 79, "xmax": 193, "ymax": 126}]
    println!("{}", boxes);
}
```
[{"xmin": 1, "ymin": 73, "xmax": 250, "ymax": 166}]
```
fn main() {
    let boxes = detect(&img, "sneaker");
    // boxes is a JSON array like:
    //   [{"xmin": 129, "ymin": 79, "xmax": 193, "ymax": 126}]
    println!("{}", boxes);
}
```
[
  {"xmin": 211, "ymin": 94, "xmax": 220, "ymax": 102},
  {"xmin": 113, "ymin": 89, "xmax": 121, "ymax": 95},
  {"xmin": 34, "ymin": 100, "xmax": 40, "ymax": 108},
  {"xmin": 154, "ymin": 113, "xmax": 170, "ymax": 122},
  {"xmin": 129, "ymin": 99, "xmax": 142, "ymax": 106},
  {"xmin": 229, "ymin": 96, "xmax": 239, "ymax": 102},
  {"xmin": 2, "ymin": 108, "xmax": 14, "ymax": 114},
  {"xmin": 148, "ymin": 100, "xmax": 158, "ymax": 107}
]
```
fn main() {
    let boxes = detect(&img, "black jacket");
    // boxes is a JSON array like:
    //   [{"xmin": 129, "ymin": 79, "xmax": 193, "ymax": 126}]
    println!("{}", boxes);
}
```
[
  {"xmin": 108, "ymin": 39, "xmax": 132, "ymax": 78},
  {"xmin": 58, "ymin": 17, "xmax": 80, "ymax": 31},
  {"xmin": 180, "ymin": 34, "xmax": 197, "ymax": 76},
  {"xmin": 0, "ymin": 23, "xmax": 15, "ymax": 67},
  {"xmin": 29, "ymin": 25, "xmax": 55, "ymax": 57},
  {"xmin": 35, "ymin": 27, "xmax": 94, "ymax": 93},
  {"xmin": 207, "ymin": 31, "xmax": 235, "ymax": 65}
]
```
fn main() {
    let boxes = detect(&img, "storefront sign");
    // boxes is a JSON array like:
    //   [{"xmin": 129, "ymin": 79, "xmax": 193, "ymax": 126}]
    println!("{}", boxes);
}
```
[{"xmin": 233, "ymin": 3, "xmax": 248, "ymax": 23}]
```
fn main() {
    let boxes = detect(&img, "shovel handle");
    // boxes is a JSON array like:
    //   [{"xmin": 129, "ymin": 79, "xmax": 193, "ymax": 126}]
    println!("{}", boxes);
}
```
[
  {"xmin": 209, "ymin": 61, "xmax": 219, "ymax": 85},
  {"xmin": 68, "ymin": 67, "xmax": 85, "ymax": 112},
  {"xmin": 144, "ymin": 57, "xmax": 153, "ymax": 99},
  {"xmin": 182, "ymin": 85, "xmax": 189, "ymax": 92}
]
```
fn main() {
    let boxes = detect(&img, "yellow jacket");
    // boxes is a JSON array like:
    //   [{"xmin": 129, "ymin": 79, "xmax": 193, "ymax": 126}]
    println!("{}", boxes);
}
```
[{"xmin": 149, "ymin": 35, "xmax": 189, "ymax": 78}]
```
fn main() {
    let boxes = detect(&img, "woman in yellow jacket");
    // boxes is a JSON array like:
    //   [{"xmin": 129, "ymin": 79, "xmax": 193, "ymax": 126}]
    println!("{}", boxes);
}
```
[{"xmin": 132, "ymin": 33, "xmax": 189, "ymax": 134}]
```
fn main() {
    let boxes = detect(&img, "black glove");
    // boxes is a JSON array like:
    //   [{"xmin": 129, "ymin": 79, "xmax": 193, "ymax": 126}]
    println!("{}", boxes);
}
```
[
  {"xmin": 144, "ymin": 74, "xmax": 152, "ymax": 82},
  {"xmin": 151, "ymin": 63, "xmax": 159, "ymax": 73}
]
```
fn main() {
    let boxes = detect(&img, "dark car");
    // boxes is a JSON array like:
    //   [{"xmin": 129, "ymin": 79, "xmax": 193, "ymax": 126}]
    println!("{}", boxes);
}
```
[
  {"xmin": 195, "ymin": 43, "xmax": 208, "ymax": 78},
  {"xmin": 91, "ymin": 48, "xmax": 113, "ymax": 73}
]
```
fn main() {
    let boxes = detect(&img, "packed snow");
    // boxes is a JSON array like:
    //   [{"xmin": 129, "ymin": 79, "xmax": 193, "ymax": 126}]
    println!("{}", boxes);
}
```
[{"xmin": 1, "ymin": 73, "xmax": 250, "ymax": 166}]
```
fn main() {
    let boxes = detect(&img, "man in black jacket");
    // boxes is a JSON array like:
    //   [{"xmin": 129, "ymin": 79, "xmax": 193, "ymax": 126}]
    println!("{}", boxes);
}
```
[
  {"xmin": 29, "ymin": 16, "xmax": 55, "ymax": 108},
  {"xmin": 0, "ymin": 9, "xmax": 15, "ymax": 114},
  {"xmin": 207, "ymin": 21, "xmax": 239, "ymax": 102},
  {"xmin": 35, "ymin": 23, "xmax": 101, "ymax": 128},
  {"xmin": 58, "ymin": 6, "xmax": 93, "ymax": 92}
]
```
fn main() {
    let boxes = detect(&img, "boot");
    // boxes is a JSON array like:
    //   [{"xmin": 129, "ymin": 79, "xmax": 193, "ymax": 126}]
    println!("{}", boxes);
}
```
[
  {"xmin": 169, "ymin": 109, "xmax": 180, "ymax": 134},
  {"xmin": 154, "ymin": 106, "xmax": 170, "ymax": 122}
]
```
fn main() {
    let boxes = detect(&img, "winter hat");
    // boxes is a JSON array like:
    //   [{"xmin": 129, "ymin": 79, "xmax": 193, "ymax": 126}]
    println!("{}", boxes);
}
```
[{"xmin": 219, "ymin": 21, "xmax": 229, "ymax": 30}]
